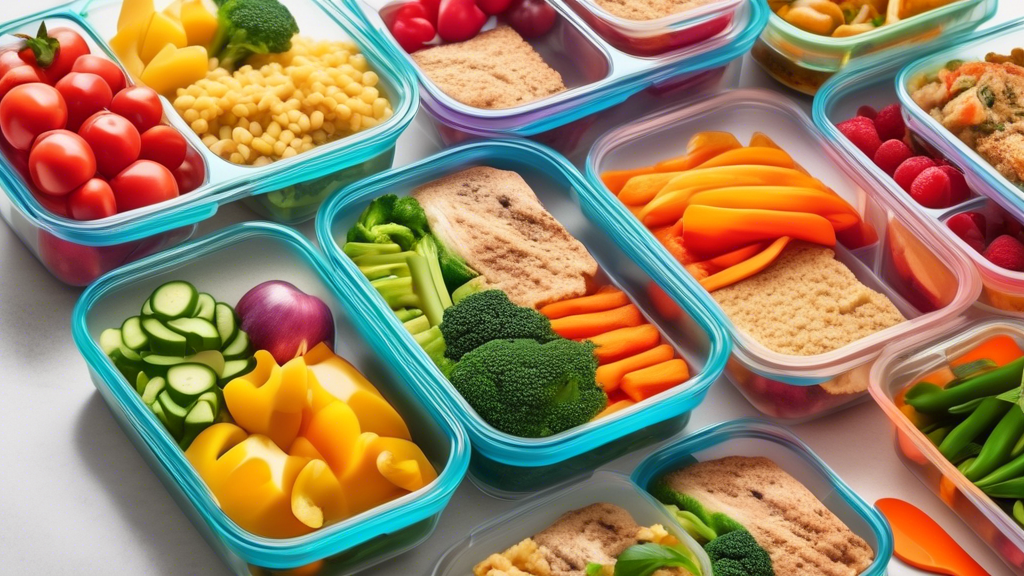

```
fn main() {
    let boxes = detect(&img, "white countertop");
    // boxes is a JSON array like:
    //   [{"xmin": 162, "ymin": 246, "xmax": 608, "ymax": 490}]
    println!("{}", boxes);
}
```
[{"xmin": 2, "ymin": 2, "xmax": 1023, "ymax": 575}]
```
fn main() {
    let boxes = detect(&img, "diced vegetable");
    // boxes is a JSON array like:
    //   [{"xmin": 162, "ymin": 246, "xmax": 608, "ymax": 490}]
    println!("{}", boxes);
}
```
[{"xmin": 150, "ymin": 280, "xmax": 199, "ymax": 321}]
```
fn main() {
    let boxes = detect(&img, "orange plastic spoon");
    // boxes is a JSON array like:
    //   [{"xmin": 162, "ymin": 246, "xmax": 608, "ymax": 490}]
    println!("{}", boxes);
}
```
[{"xmin": 876, "ymin": 498, "xmax": 990, "ymax": 576}]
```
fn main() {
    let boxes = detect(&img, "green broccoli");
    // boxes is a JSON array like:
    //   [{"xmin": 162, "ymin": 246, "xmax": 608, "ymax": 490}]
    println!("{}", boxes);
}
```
[
  {"xmin": 439, "ymin": 290, "xmax": 559, "ymax": 361},
  {"xmin": 704, "ymin": 530, "xmax": 774, "ymax": 576},
  {"xmin": 435, "ymin": 238, "xmax": 478, "ymax": 292},
  {"xmin": 448, "ymin": 338, "xmax": 605, "ymax": 437},
  {"xmin": 211, "ymin": 0, "xmax": 298, "ymax": 70},
  {"xmin": 650, "ymin": 481, "xmax": 747, "ymax": 543},
  {"xmin": 391, "ymin": 196, "xmax": 430, "ymax": 238}
]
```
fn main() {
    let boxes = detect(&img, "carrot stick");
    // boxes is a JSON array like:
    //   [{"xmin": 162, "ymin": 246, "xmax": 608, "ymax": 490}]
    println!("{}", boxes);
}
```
[
  {"xmin": 699, "ymin": 237, "xmax": 791, "ymax": 293},
  {"xmin": 686, "ymin": 187, "xmax": 861, "ymax": 231},
  {"xmin": 682, "ymin": 206, "xmax": 835, "ymax": 259},
  {"xmin": 700, "ymin": 242, "xmax": 769, "ymax": 270},
  {"xmin": 589, "ymin": 324, "xmax": 662, "ymax": 364},
  {"xmin": 618, "ymin": 172, "xmax": 682, "ymax": 206},
  {"xmin": 656, "ymin": 131, "xmax": 741, "ymax": 171},
  {"xmin": 952, "ymin": 335, "xmax": 1024, "ymax": 368},
  {"xmin": 621, "ymin": 359, "xmax": 691, "ymax": 402},
  {"xmin": 749, "ymin": 132, "xmax": 810, "ymax": 175},
  {"xmin": 593, "ymin": 399, "xmax": 635, "ymax": 420},
  {"xmin": 596, "ymin": 344, "xmax": 675, "ymax": 393},
  {"xmin": 692, "ymin": 147, "xmax": 794, "ymax": 170},
  {"xmin": 550, "ymin": 304, "xmax": 645, "ymax": 340},
  {"xmin": 540, "ymin": 288, "xmax": 630, "ymax": 320},
  {"xmin": 602, "ymin": 167, "xmax": 660, "ymax": 195}
]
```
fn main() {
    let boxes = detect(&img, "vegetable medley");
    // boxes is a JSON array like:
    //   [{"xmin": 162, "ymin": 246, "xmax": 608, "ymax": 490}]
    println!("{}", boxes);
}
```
[{"xmin": 769, "ymin": 0, "xmax": 961, "ymax": 37}]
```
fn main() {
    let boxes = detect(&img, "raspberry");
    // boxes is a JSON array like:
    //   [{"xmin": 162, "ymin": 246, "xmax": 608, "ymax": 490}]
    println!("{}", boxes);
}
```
[
  {"xmin": 936, "ymin": 165, "xmax": 970, "ymax": 205},
  {"xmin": 947, "ymin": 212, "xmax": 987, "ymax": 253},
  {"xmin": 894, "ymin": 156, "xmax": 937, "ymax": 192},
  {"xmin": 873, "ymin": 139, "xmax": 914, "ymax": 175},
  {"xmin": 910, "ymin": 167, "xmax": 952, "ymax": 208},
  {"xmin": 999, "ymin": 207, "xmax": 1024, "ymax": 240},
  {"xmin": 857, "ymin": 105, "xmax": 878, "ymax": 119},
  {"xmin": 875, "ymin": 103, "xmax": 906, "ymax": 142},
  {"xmin": 837, "ymin": 116, "xmax": 883, "ymax": 158},
  {"xmin": 984, "ymin": 235, "xmax": 1024, "ymax": 271}
]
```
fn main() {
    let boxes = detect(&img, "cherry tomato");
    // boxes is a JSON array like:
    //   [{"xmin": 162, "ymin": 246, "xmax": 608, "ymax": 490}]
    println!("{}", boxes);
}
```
[
  {"xmin": 0, "ymin": 66, "xmax": 46, "ymax": 100},
  {"xmin": 171, "ymin": 146, "xmax": 206, "ymax": 193},
  {"xmin": 436, "ymin": 0, "xmax": 487, "ymax": 42},
  {"xmin": 55, "ymin": 72, "xmax": 112, "ymax": 131},
  {"xmin": 0, "ymin": 83, "xmax": 67, "ymax": 150},
  {"xmin": 0, "ymin": 51, "xmax": 26, "ymax": 79},
  {"xmin": 110, "ymin": 86, "xmax": 163, "ymax": 133},
  {"xmin": 477, "ymin": 0, "xmax": 513, "ymax": 15},
  {"xmin": 78, "ymin": 111, "xmax": 141, "ymax": 178},
  {"xmin": 420, "ymin": 0, "xmax": 441, "ymax": 23},
  {"xmin": 139, "ymin": 125, "xmax": 187, "ymax": 171},
  {"xmin": 17, "ymin": 25, "xmax": 90, "ymax": 83},
  {"xmin": 71, "ymin": 54, "xmax": 126, "ymax": 94},
  {"xmin": 392, "ymin": 17, "xmax": 437, "ymax": 53},
  {"xmin": 67, "ymin": 178, "xmax": 117, "ymax": 220},
  {"xmin": 32, "ymin": 188, "xmax": 69, "ymax": 217},
  {"xmin": 502, "ymin": 0, "xmax": 556, "ymax": 38},
  {"xmin": 109, "ymin": 160, "xmax": 178, "ymax": 212},
  {"xmin": 36, "ymin": 230, "xmax": 131, "ymax": 286},
  {"xmin": 395, "ymin": 2, "xmax": 431, "ymax": 21},
  {"xmin": 29, "ymin": 129, "xmax": 95, "ymax": 195}
]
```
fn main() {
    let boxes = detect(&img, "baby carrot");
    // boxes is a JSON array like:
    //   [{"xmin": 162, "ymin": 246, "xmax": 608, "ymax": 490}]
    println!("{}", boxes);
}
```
[
  {"xmin": 621, "ymin": 359, "xmax": 691, "ymax": 402},
  {"xmin": 589, "ymin": 324, "xmax": 662, "ymax": 364},
  {"xmin": 952, "ymin": 335, "xmax": 1024, "ymax": 369},
  {"xmin": 550, "ymin": 304, "xmax": 645, "ymax": 340},
  {"xmin": 596, "ymin": 344, "xmax": 674, "ymax": 393},
  {"xmin": 540, "ymin": 288, "xmax": 630, "ymax": 320}
]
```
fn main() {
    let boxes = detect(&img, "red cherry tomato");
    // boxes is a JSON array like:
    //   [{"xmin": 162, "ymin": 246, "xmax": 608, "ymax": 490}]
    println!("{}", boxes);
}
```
[
  {"xmin": 70, "ymin": 54, "xmax": 126, "ymax": 94},
  {"xmin": 503, "ymin": 0, "xmax": 556, "ymax": 38},
  {"xmin": 0, "ymin": 51, "xmax": 26, "ymax": 79},
  {"xmin": 0, "ymin": 66, "xmax": 46, "ymax": 101},
  {"xmin": 437, "ymin": 0, "xmax": 487, "ymax": 42},
  {"xmin": 28, "ymin": 129, "xmax": 95, "ymax": 195},
  {"xmin": 17, "ymin": 25, "xmax": 90, "ymax": 83},
  {"xmin": 139, "ymin": 125, "xmax": 187, "ymax": 171},
  {"xmin": 109, "ymin": 160, "xmax": 178, "ymax": 212},
  {"xmin": 32, "ymin": 188, "xmax": 69, "ymax": 217},
  {"xmin": 110, "ymin": 86, "xmax": 163, "ymax": 133},
  {"xmin": 171, "ymin": 145, "xmax": 206, "ymax": 193},
  {"xmin": 55, "ymin": 72, "xmax": 112, "ymax": 131},
  {"xmin": 392, "ymin": 17, "xmax": 437, "ymax": 53},
  {"xmin": 0, "ymin": 83, "xmax": 67, "ymax": 150},
  {"xmin": 396, "ymin": 2, "xmax": 431, "ymax": 21},
  {"xmin": 36, "ymin": 230, "xmax": 106, "ymax": 285},
  {"xmin": 78, "ymin": 111, "xmax": 141, "ymax": 178},
  {"xmin": 67, "ymin": 178, "xmax": 117, "ymax": 220},
  {"xmin": 477, "ymin": 0, "xmax": 513, "ymax": 15},
  {"xmin": 420, "ymin": 0, "xmax": 441, "ymax": 23}
]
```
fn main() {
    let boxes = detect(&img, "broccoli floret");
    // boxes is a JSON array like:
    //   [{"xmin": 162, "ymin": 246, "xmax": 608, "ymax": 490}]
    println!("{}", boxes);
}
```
[
  {"xmin": 211, "ymin": 0, "xmax": 298, "ymax": 70},
  {"xmin": 439, "ymin": 290, "xmax": 558, "ymax": 361},
  {"xmin": 349, "ymin": 222, "xmax": 416, "ymax": 250},
  {"xmin": 704, "ymin": 530, "xmax": 774, "ymax": 576},
  {"xmin": 435, "ymin": 238, "xmax": 478, "ymax": 292},
  {"xmin": 650, "ymin": 481, "xmax": 747, "ymax": 543},
  {"xmin": 392, "ymin": 196, "xmax": 430, "ymax": 237},
  {"xmin": 449, "ymin": 338, "xmax": 605, "ymax": 437}
]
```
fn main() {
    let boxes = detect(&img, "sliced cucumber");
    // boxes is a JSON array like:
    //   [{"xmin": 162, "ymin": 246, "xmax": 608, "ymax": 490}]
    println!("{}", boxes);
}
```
[
  {"xmin": 178, "ymin": 401, "xmax": 216, "ymax": 448},
  {"xmin": 135, "ymin": 372, "xmax": 149, "ymax": 395},
  {"xmin": 150, "ymin": 400, "xmax": 170, "ymax": 429},
  {"xmin": 221, "ymin": 330, "xmax": 250, "ymax": 360},
  {"xmin": 157, "ymin": 390, "xmax": 188, "ymax": 438},
  {"xmin": 197, "ymin": 389, "xmax": 222, "ymax": 414},
  {"xmin": 187, "ymin": 350, "xmax": 225, "ymax": 376},
  {"xmin": 99, "ymin": 329, "xmax": 123, "ymax": 356},
  {"xmin": 121, "ymin": 316, "xmax": 150, "ymax": 351},
  {"xmin": 150, "ymin": 280, "xmax": 199, "ymax": 321},
  {"xmin": 194, "ymin": 293, "xmax": 216, "ymax": 322},
  {"xmin": 140, "ymin": 353, "xmax": 184, "ymax": 377},
  {"xmin": 214, "ymin": 303, "xmax": 239, "ymax": 348},
  {"xmin": 141, "ymin": 298, "xmax": 155, "ymax": 318},
  {"xmin": 167, "ymin": 317, "xmax": 221, "ymax": 352},
  {"xmin": 141, "ymin": 376, "xmax": 166, "ymax": 405},
  {"xmin": 219, "ymin": 357, "xmax": 256, "ymax": 386},
  {"xmin": 166, "ymin": 363, "xmax": 217, "ymax": 405},
  {"xmin": 119, "ymin": 343, "xmax": 143, "ymax": 363},
  {"xmin": 141, "ymin": 317, "xmax": 187, "ymax": 356}
]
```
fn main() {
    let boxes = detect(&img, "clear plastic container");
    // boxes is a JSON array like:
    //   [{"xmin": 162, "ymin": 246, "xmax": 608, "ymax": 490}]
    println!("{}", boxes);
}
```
[
  {"xmin": 631, "ymin": 419, "xmax": 895, "ymax": 576},
  {"xmin": 69, "ymin": 221, "xmax": 469, "ymax": 575},
  {"xmin": 869, "ymin": 317, "xmax": 1024, "ymax": 575},
  {"xmin": 815, "ymin": 39, "xmax": 1024, "ymax": 318},
  {"xmin": 753, "ymin": 0, "xmax": 996, "ymax": 95},
  {"xmin": 340, "ymin": 0, "xmax": 766, "ymax": 143},
  {"xmin": 431, "ymin": 471, "xmax": 714, "ymax": 576},
  {"xmin": 316, "ymin": 139, "xmax": 731, "ymax": 498},
  {"xmin": 587, "ymin": 88, "xmax": 981, "ymax": 422},
  {"xmin": 0, "ymin": 0, "xmax": 417, "ymax": 286}
]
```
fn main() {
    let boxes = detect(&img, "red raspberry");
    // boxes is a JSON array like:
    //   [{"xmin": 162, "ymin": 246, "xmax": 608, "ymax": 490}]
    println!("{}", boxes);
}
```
[
  {"xmin": 910, "ymin": 167, "xmax": 952, "ymax": 208},
  {"xmin": 873, "ymin": 139, "xmax": 914, "ymax": 175},
  {"xmin": 984, "ymin": 235, "xmax": 1024, "ymax": 271},
  {"xmin": 837, "ymin": 116, "xmax": 883, "ymax": 158},
  {"xmin": 998, "ymin": 207, "xmax": 1024, "ymax": 240},
  {"xmin": 893, "ymin": 156, "xmax": 936, "ymax": 192},
  {"xmin": 857, "ymin": 105, "xmax": 878, "ymax": 119},
  {"xmin": 874, "ymin": 103, "xmax": 906, "ymax": 142},
  {"xmin": 935, "ymin": 165, "xmax": 970, "ymax": 205},
  {"xmin": 947, "ymin": 212, "xmax": 987, "ymax": 253}
]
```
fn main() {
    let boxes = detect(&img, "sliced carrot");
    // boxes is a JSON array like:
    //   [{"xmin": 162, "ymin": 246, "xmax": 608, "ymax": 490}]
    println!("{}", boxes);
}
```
[
  {"xmin": 699, "ymin": 242, "xmax": 769, "ymax": 270},
  {"xmin": 550, "ymin": 304, "xmax": 645, "ymax": 340},
  {"xmin": 699, "ymin": 237, "xmax": 791, "ymax": 292},
  {"xmin": 692, "ymin": 147, "xmax": 794, "ymax": 170},
  {"xmin": 596, "ymin": 344, "xmax": 675, "ymax": 393},
  {"xmin": 647, "ymin": 282, "xmax": 683, "ymax": 322},
  {"xmin": 593, "ymin": 399, "xmax": 635, "ymax": 420},
  {"xmin": 620, "ymin": 359, "xmax": 690, "ymax": 402},
  {"xmin": 749, "ymin": 132, "xmax": 810, "ymax": 175},
  {"xmin": 952, "ymin": 335, "xmax": 1024, "ymax": 368},
  {"xmin": 654, "ymin": 219, "xmax": 698, "ymax": 265},
  {"xmin": 603, "ymin": 167, "xmax": 660, "ymax": 195},
  {"xmin": 589, "ymin": 324, "xmax": 662, "ymax": 364},
  {"xmin": 540, "ymin": 288, "xmax": 630, "ymax": 320},
  {"xmin": 618, "ymin": 172, "xmax": 682, "ymax": 206},
  {"xmin": 682, "ymin": 206, "xmax": 835, "ymax": 259},
  {"xmin": 686, "ymin": 187, "xmax": 861, "ymax": 231},
  {"xmin": 656, "ymin": 131, "xmax": 742, "ymax": 171}
]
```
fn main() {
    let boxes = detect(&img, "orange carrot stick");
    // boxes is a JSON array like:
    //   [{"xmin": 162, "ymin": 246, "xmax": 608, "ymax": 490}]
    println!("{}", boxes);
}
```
[
  {"xmin": 589, "ymin": 324, "xmax": 662, "ymax": 364},
  {"xmin": 682, "ymin": 206, "xmax": 835, "ymax": 259},
  {"xmin": 699, "ymin": 242, "xmax": 769, "ymax": 270},
  {"xmin": 656, "ymin": 131, "xmax": 742, "ymax": 171},
  {"xmin": 603, "ymin": 167, "xmax": 661, "ymax": 195},
  {"xmin": 749, "ymin": 132, "xmax": 810, "ymax": 175},
  {"xmin": 692, "ymin": 147, "xmax": 795, "ymax": 170},
  {"xmin": 540, "ymin": 289, "xmax": 630, "ymax": 320},
  {"xmin": 593, "ymin": 399, "xmax": 635, "ymax": 420},
  {"xmin": 620, "ymin": 359, "xmax": 691, "ymax": 402},
  {"xmin": 618, "ymin": 172, "xmax": 682, "ymax": 206},
  {"xmin": 596, "ymin": 344, "xmax": 675, "ymax": 393},
  {"xmin": 952, "ymin": 335, "xmax": 1024, "ymax": 368},
  {"xmin": 686, "ymin": 187, "xmax": 861, "ymax": 231},
  {"xmin": 699, "ymin": 237, "xmax": 791, "ymax": 292},
  {"xmin": 550, "ymin": 304, "xmax": 645, "ymax": 340}
]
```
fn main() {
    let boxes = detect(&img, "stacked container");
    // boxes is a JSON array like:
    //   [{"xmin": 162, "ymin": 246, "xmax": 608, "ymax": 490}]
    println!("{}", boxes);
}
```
[
  {"xmin": 0, "ymin": 0, "xmax": 417, "ymax": 285},
  {"xmin": 587, "ymin": 88, "xmax": 981, "ymax": 422}
]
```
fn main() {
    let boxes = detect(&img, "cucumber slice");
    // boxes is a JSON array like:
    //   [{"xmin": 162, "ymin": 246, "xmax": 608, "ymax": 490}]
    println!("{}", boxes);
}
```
[
  {"xmin": 141, "ymin": 317, "xmax": 187, "ymax": 356},
  {"xmin": 121, "ymin": 316, "xmax": 149, "ymax": 351},
  {"xmin": 141, "ymin": 376, "xmax": 166, "ymax": 405},
  {"xmin": 119, "ymin": 343, "xmax": 143, "ymax": 363},
  {"xmin": 187, "ymin": 350, "xmax": 225, "ymax": 376},
  {"xmin": 99, "ymin": 329, "xmax": 123, "ymax": 356},
  {"xmin": 166, "ymin": 363, "xmax": 217, "ymax": 405},
  {"xmin": 194, "ymin": 293, "xmax": 216, "ymax": 322},
  {"xmin": 196, "ymin": 389, "xmax": 222, "ymax": 414},
  {"xmin": 149, "ymin": 401, "xmax": 170, "ymax": 429},
  {"xmin": 219, "ymin": 357, "xmax": 256, "ymax": 386},
  {"xmin": 157, "ymin": 390, "xmax": 188, "ymax": 438},
  {"xmin": 179, "ymin": 401, "xmax": 216, "ymax": 448},
  {"xmin": 141, "ymin": 350, "xmax": 225, "ymax": 378},
  {"xmin": 167, "ymin": 317, "xmax": 221, "ymax": 352},
  {"xmin": 150, "ymin": 280, "xmax": 199, "ymax": 321},
  {"xmin": 214, "ymin": 303, "xmax": 239, "ymax": 347},
  {"xmin": 221, "ymin": 330, "xmax": 250, "ymax": 360},
  {"xmin": 141, "ymin": 298, "xmax": 155, "ymax": 318},
  {"xmin": 136, "ymin": 372, "xmax": 149, "ymax": 395}
]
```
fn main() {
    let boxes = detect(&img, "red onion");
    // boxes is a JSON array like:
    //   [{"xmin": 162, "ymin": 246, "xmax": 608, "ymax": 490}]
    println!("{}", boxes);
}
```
[{"xmin": 236, "ymin": 280, "xmax": 334, "ymax": 364}]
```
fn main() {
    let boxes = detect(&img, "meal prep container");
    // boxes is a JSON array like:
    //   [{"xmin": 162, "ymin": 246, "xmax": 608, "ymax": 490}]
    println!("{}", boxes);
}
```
[
  {"xmin": 816, "ymin": 34, "xmax": 1024, "ymax": 317},
  {"xmin": 0, "ymin": 0, "xmax": 416, "ymax": 286},
  {"xmin": 341, "ymin": 0, "xmax": 766, "ymax": 145},
  {"xmin": 631, "ymin": 418, "xmax": 895, "ymax": 576},
  {"xmin": 70, "ymin": 222, "xmax": 469, "ymax": 575},
  {"xmin": 316, "ymin": 139, "xmax": 731, "ymax": 498},
  {"xmin": 870, "ymin": 318, "xmax": 1024, "ymax": 574},
  {"xmin": 431, "ymin": 471, "xmax": 714, "ymax": 576},
  {"xmin": 753, "ymin": 0, "xmax": 996, "ymax": 95},
  {"xmin": 587, "ymin": 88, "xmax": 981, "ymax": 423}
]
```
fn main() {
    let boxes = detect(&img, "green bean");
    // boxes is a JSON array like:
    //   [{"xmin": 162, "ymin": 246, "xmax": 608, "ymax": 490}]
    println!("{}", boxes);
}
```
[
  {"xmin": 907, "ymin": 357, "xmax": 1024, "ymax": 414},
  {"xmin": 977, "ymin": 450, "xmax": 1024, "ymax": 488},
  {"xmin": 939, "ymin": 397, "xmax": 1011, "ymax": 461},
  {"xmin": 965, "ymin": 406, "xmax": 1024, "ymax": 481},
  {"xmin": 981, "ymin": 477, "xmax": 1024, "ymax": 499}
]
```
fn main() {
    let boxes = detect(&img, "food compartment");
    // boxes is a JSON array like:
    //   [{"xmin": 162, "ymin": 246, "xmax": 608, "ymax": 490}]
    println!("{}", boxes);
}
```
[
  {"xmin": 432, "ymin": 471, "xmax": 713, "ymax": 576},
  {"xmin": 317, "ymin": 139, "xmax": 729, "ymax": 496},
  {"xmin": 631, "ymin": 419, "xmax": 893, "ymax": 576},
  {"xmin": 869, "ymin": 318, "xmax": 1024, "ymax": 574},
  {"xmin": 587, "ymin": 88, "xmax": 978, "ymax": 422},
  {"xmin": 71, "ymin": 222, "xmax": 467, "ymax": 575}
]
